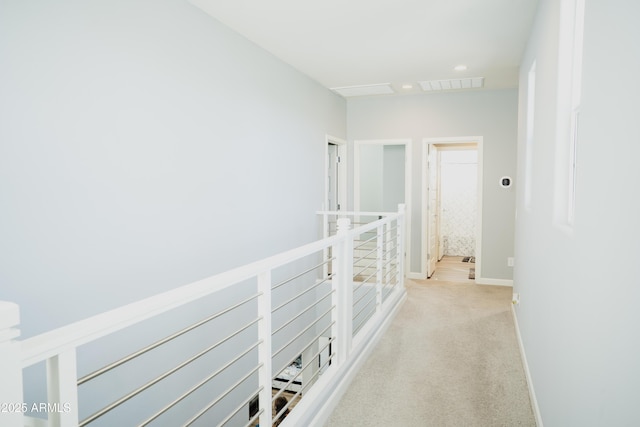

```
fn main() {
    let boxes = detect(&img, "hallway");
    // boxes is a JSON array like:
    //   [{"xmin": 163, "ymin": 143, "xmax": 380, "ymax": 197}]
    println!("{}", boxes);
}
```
[{"xmin": 325, "ymin": 257, "xmax": 535, "ymax": 426}]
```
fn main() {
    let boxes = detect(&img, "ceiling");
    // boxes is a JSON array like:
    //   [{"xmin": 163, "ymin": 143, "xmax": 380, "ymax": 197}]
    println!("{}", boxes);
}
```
[{"xmin": 189, "ymin": 0, "xmax": 538, "ymax": 97}]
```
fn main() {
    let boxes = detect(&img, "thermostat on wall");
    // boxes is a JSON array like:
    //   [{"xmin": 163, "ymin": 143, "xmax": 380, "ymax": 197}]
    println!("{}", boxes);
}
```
[{"xmin": 499, "ymin": 176, "xmax": 512, "ymax": 188}]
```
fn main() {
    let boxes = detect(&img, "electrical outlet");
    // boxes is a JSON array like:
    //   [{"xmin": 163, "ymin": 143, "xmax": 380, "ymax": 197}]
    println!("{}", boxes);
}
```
[
  {"xmin": 507, "ymin": 257, "xmax": 514, "ymax": 267},
  {"xmin": 512, "ymin": 293, "xmax": 520, "ymax": 305}
]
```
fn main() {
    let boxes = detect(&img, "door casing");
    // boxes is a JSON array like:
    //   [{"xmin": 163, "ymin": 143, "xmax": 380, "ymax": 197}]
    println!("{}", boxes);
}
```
[
  {"xmin": 325, "ymin": 135, "xmax": 347, "ymax": 212},
  {"xmin": 354, "ymin": 138, "xmax": 412, "ymax": 275},
  {"xmin": 421, "ymin": 136, "xmax": 483, "ymax": 280}
]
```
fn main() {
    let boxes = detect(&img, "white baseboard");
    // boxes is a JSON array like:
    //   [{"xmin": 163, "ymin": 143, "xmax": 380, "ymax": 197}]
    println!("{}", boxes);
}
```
[
  {"xmin": 511, "ymin": 305, "xmax": 544, "ymax": 427},
  {"xmin": 407, "ymin": 271, "xmax": 426, "ymax": 280},
  {"xmin": 476, "ymin": 277, "xmax": 513, "ymax": 287}
]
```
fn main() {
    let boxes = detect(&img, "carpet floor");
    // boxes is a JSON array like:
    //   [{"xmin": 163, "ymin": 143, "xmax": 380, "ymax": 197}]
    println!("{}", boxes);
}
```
[{"xmin": 325, "ymin": 277, "xmax": 536, "ymax": 426}]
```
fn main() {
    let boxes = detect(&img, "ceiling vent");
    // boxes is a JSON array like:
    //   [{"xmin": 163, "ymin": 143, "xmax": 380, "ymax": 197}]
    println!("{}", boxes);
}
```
[
  {"xmin": 418, "ymin": 77, "xmax": 484, "ymax": 92},
  {"xmin": 331, "ymin": 83, "xmax": 395, "ymax": 97}
]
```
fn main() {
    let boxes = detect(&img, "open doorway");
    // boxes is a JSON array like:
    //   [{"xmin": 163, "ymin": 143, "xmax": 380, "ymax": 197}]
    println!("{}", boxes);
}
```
[
  {"xmin": 422, "ymin": 137, "xmax": 483, "ymax": 280},
  {"xmin": 325, "ymin": 136, "xmax": 347, "ymax": 212},
  {"xmin": 354, "ymin": 139, "xmax": 412, "ymax": 271}
]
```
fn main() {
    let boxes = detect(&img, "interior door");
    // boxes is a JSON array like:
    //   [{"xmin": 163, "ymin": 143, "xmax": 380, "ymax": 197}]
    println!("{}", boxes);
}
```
[{"xmin": 427, "ymin": 144, "xmax": 439, "ymax": 277}]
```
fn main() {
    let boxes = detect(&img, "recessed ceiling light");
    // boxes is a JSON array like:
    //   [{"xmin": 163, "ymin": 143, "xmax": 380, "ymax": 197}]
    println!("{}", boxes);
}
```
[
  {"xmin": 454, "ymin": 65, "xmax": 468, "ymax": 71},
  {"xmin": 401, "ymin": 84, "xmax": 413, "ymax": 90}
]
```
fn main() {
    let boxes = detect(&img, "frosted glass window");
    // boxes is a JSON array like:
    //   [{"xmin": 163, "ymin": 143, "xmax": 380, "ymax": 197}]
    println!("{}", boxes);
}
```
[
  {"xmin": 555, "ymin": 0, "xmax": 584, "ymax": 228},
  {"xmin": 525, "ymin": 61, "xmax": 536, "ymax": 210}
]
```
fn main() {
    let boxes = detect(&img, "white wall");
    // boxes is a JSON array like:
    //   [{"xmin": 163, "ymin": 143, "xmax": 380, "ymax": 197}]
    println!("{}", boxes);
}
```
[
  {"xmin": 0, "ymin": 0, "xmax": 346, "ymax": 338},
  {"xmin": 358, "ymin": 145, "xmax": 384, "ymax": 211},
  {"xmin": 513, "ymin": 0, "xmax": 640, "ymax": 425},
  {"xmin": 347, "ymin": 90, "xmax": 517, "ymax": 280}
]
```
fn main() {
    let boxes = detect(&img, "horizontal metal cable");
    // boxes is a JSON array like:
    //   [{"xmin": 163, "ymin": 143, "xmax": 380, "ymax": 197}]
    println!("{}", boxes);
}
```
[
  {"xmin": 271, "ymin": 333, "xmax": 335, "ymax": 392},
  {"xmin": 80, "ymin": 317, "xmax": 260, "ymax": 426},
  {"xmin": 354, "ymin": 267, "xmax": 378, "ymax": 291},
  {"xmin": 352, "ymin": 291, "xmax": 377, "ymax": 323},
  {"xmin": 182, "ymin": 365, "xmax": 262, "ymax": 426},
  {"xmin": 353, "ymin": 303, "xmax": 377, "ymax": 336},
  {"xmin": 272, "ymin": 289, "xmax": 334, "ymax": 336},
  {"xmin": 78, "ymin": 292, "xmax": 261, "ymax": 386},
  {"xmin": 384, "ymin": 225, "xmax": 399, "ymax": 236},
  {"xmin": 272, "ymin": 276, "xmax": 331, "ymax": 313},
  {"xmin": 245, "ymin": 408, "xmax": 264, "ymax": 427},
  {"xmin": 383, "ymin": 265, "xmax": 398, "ymax": 280},
  {"xmin": 273, "ymin": 306, "xmax": 334, "ymax": 359},
  {"xmin": 353, "ymin": 233, "xmax": 377, "ymax": 250},
  {"xmin": 271, "ymin": 257, "xmax": 334, "ymax": 291},
  {"xmin": 382, "ymin": 256, "xmax": 397, "ymax": 270},
  {"xmin": 272, "ymin": 339, "xmax": 336, "ymax": 418},
  {"xmin": 354, "ymin": 254, "xmax": 377, "ymax": 263},
  {"xmin": 353, "ymin": 285, "xmax": 376, "ymax": 309},
  {"xmin": 272, "ymin": 322, "xmax": 335, "ymax": 377},
  {"xmin": 136, "ymin": 341, "xmax": 261, "ymax": 426},
  {"xmin": 353, "ymin": 245, "xmax": 378, "ymax": 265},
  {"xmin": 283, "ymin": 351, "xmax": 336, "ymax": 417},
  {"xmin": 353, "ymin": 270, "xmax": 378, "ymax": 292},
  {"xmin": 382, "ymin": 240, "xmax": 398, "ymax": 253},
  {"xmin": 382, "ymin": 275, "xmax": 398, "ymax": 289},
  {"xmin": 382, "ymin": 281, "xmax": 397, "ymax": 291},
  {"xmin": 217, "ymin": 385, "xmax": 264, "ymax": 427},
  {"xmin": 353, "ymin": 257, "xmax": 378, "ymax": 278},
  {"xmin": 384, "ymin": 262, "xmax": 398, "ymax": 274},
  {"xmin": 299, "ymin": 351, "xmax": 335, "ymax": 395}
]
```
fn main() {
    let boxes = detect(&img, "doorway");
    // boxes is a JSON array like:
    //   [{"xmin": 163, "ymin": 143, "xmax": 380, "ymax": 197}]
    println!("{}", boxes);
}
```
[
  {"xmin": 354, "ymin": 139, "xmax": 412, "ymax": 272},
  {"xmin": 325, "ymin": 136, "xmax": 347, "ymax": 212},
  {"xmin": 422, "ymin": 137, "xmax": 483, "ymax": 280}
]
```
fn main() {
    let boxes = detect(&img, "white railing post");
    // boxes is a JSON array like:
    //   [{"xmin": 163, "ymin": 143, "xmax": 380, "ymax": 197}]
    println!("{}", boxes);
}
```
[
  {"xmin": 376, "ymin": 224, "xmax": 384, "ymax": 310},
  {"xmin": 333, "ymin": 218, "xmax": 353, "ymax": 364},
  {"xmin": 397, "ymin": 204, "xmax": 406, "ymax": 288},
  {"xmin": 0, "ymin": 302, "xmax": 23, "ymax": 427},
  {"xmin": 46, "ymin": 350, "xmax": 79, "ymax": 427},
  {"xmin": 257, "ymin": 271, "xmax": 273, "ymax": 427}
]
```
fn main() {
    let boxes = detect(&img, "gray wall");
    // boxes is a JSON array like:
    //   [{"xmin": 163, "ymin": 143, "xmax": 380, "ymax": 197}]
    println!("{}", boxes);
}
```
[
  {"xmin": 514, "ymin": 0, "xmax": 640, "ymax": 425},
  {"xmin": 358, "ymin": 144, "xmax": 405, "ymax": 212},
  {"xmin": 0, "ymin": 0, "xmax": 346, "ymax": 338},
  {"xmin": 347, "ymin": 90, "xmax": 518, "ymax": 280}
]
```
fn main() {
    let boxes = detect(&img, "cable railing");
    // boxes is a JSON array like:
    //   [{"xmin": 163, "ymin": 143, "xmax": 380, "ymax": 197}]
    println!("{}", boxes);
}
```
[
  {"xmin": 0, "ymin": 206, "xmax": 405, "ymax": 427},
  {"xmin": 318, "ymin": 209, "xmax": 404, "ymax": 340}
]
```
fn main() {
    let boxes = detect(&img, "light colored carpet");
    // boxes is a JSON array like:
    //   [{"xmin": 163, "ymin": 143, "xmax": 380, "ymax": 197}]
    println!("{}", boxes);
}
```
[{"xmin": 325, "ymin": 279, "xmax": 536, "ymax": 427}]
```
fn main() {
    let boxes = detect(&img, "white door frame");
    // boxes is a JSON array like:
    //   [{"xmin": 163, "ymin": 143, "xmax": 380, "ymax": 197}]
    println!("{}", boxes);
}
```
[
  {"xmin": 421, "ymin": 136, "xmax": 483, "ymax": 280},
  {"xmin": 325, "ymin": 135, "xmax": 347, "ymax": 212},
  {"xmin": 354, "ymin": 138, "xmax": 412, "ymax": 276}
]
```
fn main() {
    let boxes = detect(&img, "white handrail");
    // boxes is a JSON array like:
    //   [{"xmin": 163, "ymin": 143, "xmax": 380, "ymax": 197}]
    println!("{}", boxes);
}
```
[
  {"xmin": 6, "ymin": 207, "xmax": 406, "ymax": 427},
  {"xmin": 20, "ymin": 232, "xmax": 349, "ymax": 368}
]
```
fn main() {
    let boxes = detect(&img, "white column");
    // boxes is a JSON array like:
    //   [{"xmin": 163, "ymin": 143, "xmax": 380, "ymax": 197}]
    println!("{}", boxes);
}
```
[
  {"xmin": 0, "ymin": 301, "xmax": 24, "ymax": 427},
  {"xmin": 257, "ymin": 270, "xmax": 273, "ymax": 427},
  {"xmin": 397, "ymin": 204, "xmax": 406, "ymax": 288},
  {"xmin": 333, "ymin": 218, "xmax": 353, "ymax": 364},
  {"xmin": 46, "ymin": 350, "xmax": 79, "ymax": 427},
  {"xmin": 376, "ymin": 223, "xmax": 384, "ymax": 309}
]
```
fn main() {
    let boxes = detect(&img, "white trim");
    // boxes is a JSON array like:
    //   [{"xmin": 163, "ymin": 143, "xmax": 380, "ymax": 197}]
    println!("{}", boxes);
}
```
[
  {"xmin": 421, "ymin": 137, "xmax": 484, "ymax": 281},
  {"xmin": 475, "ymin": 277, "xmax": 513, "ymax": 287},
  {"xmin": 354, "ymin": 139, "xmax": 413, "ymax": 276},
  {"xmin": 325, "ymin": 135, "xmax": 347, "ymax": 212},
  {"xmin": 512, "ymin": 305, "xmax": 544, "ymax": 427},
  {"xmin": 406, "ymin": 272, "xmax": 424, "ymax": 280}
]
